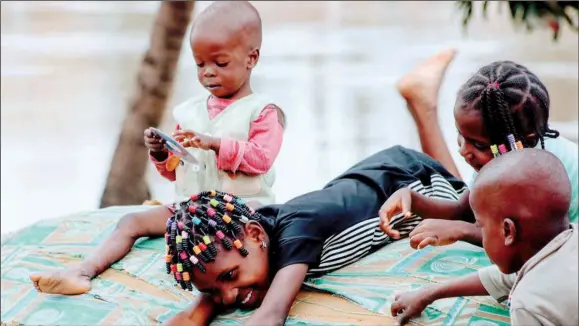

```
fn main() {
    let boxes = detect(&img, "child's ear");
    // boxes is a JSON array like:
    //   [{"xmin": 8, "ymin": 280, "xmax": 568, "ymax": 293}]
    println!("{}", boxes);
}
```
[
  {"xmin": 503, "ymin": 218, "xmax": 517, "ymax": 246},
  {"xmin": 244, "ymin": 220, "xmax": 266, "ymax": 243},
  {"xmin": 247, "ymin": 48, "xmax": 260, "ymax": 69}
]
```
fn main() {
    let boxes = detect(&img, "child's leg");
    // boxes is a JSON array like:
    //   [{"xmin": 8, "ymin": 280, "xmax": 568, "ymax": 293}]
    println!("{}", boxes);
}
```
[
  {"xmin": 397, "ymin": 48, "xmax": 462, "ymax": 179},
  {"xmin": 29, "ymin": 206, "xmax": 172, "ymax": 295}
]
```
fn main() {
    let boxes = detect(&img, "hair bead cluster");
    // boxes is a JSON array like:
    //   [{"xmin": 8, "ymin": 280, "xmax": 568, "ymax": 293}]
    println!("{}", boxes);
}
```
[
  {"xmin": 459, "ymin": 61, "xmax": 560, "ymax": 157},
  {"xmin": 164, "ymin": 190, "xmax": 264, "ymax": 291}
]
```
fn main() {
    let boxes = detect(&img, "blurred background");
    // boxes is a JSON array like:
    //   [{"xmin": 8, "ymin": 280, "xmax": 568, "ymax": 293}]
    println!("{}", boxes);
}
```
[{"xmin": 2, "ymin": 1, "xmax": 578, "ymax": 234}]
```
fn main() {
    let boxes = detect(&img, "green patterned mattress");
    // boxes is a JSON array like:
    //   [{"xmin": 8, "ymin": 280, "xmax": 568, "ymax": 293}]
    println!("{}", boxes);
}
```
[{"xmin": 1, "ymin": 206, "xmax": 510, "ymax": 325}]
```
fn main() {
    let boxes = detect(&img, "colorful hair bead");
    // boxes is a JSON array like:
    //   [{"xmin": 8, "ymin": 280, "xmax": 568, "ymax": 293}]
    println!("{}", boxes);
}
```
[
  {"xmin": 189, "ymin": 255, "xmax": 199, "ymax": 264},
  {"xmin": 233, "ymin": 239, "xmax": 249, "ymax": 256},
  {"xmin": 170, "ymin": 222, "xmax": 177, "ymax": 238},
  {"xmin": 176, "ymin": 235, "xmax": 182, "ymax": 244},
  {"xmin": 249, "ymin": 208, "xmax": 255, "ymax": 215},
  {"xmin": 210, "ymin": 199, "xmax": 219, "ymax": 207},
  {"xmin": 177, "ymin": 263, "xmax": 183, "ymax": 272},
  {"xmin": 233, "ymin": 240, "xmax": 243, "ymax": 249},
  {"xmin": 188, "ymin": 205, "xmax": 197, "ymax": 214},
  {"xmin": 192, "ymin": 217, "xmax": 201, "ymax": 226},
  {"xmin": 180, "ymin": 251, "xmax": 188, "ymax": 260},
  {"xmin": 193, "ymin": 246, "xmax": 201, "ymax": 255},
  {"xmin": 181, "ymin": 231, "xmax": 188, "ymax": 239},
  {"xmin": 190, "ymin": 194, "xmax": 199, "ymax": 201},
  {"xmin": 207, "ymin": 208, "xmax": 216, "ymax": 217},
  {"xmin": 222, "ymin": 214, "xmax": 232, "ymax": 223},
  {"xmin": 170, "ymin": 264, "xmax": 177, "ymax": 274},
  {"xmin": 515, "ymin": 141, "xmax": 523, "ymax": 150},
  {"xmin": 236, "ymin": 198, "xmax": 245, "ymax": 205},
  {"xmin": 225, "ymin": 203, "xmax": 234, "ymax": 211},
  {"xmin": 208, "ymin": 220, "xmax": 217, "ymax": 228},
  {"xmin": 507, "ymin": 134, "xmax": 517, "ymax": 151},
  {"xmin": 239, "ymin": 215, "xmax": 250, "ymax": 224},
  {"xmin": 177, "ymin": 222, "xmax": 184, "ymax": 230},
  {"xmin": 165, "ymin": 254, "xmax": 172, "ymax": 263},
  {"xmin": 210, "ymin": 190, "xmax": 216, "ymax": 197},
  {"xmin": 198, "ymin": 243, "xmax": 207, "ymax": 251},
  {"xmin": 223, "ymin": 194, "xmax": 233, "ymax": 202},
  {"xmin": 183, "ymin": 271, "xmax": 190, "ymax": 281},
  {"xmin": 165, "ymin": 233, "xmax": 169, "ymax": 243},
  {"xmin": 215, "ymin": 230, "xmax": 225, "ymax": 239},
  {"xmin": 202, "ymin": 236, "xmax": 211, "ymax": 245},
  {"xmin": 498, "ymin": 144, "xmax": 507, "ymax": 154},
  {"xmin": 490, "ymin": 144, "xmax": 499, "ymax": 158},
  {"xmin": 175, "ymin": 271, "xmax": 182, "ymax": 281}
]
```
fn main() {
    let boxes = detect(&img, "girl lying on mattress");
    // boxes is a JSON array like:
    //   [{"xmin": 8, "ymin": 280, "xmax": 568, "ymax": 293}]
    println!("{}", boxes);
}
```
[{"xmin": 30, "ymin": 146, "xmax": 469, "ymax": 326}]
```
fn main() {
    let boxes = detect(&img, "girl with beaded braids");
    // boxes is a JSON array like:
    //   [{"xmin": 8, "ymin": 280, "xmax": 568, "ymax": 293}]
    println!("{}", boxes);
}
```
[
  {"xmin": 381, "ymin": 55, "xmax": 578, "ymax": 250},
  {"xmin": 30, "ymin": 146, "xmax": 470, "ymax": 326}
]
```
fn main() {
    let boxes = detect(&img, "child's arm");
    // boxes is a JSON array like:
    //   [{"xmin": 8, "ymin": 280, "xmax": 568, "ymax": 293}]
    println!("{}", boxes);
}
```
[
  {"xmin": 164, "ymin": 294, "xmax": 217, "ymax": 326},
  {"xmin": 149, "ymin": 152, "xmax": 177, "ymax": 182},
  {"xmin": 215, "ymin": 104, "xmax": 285, "ymax": 175},
  {"xmin": 380, "ymin": 189, "xmax": 473, "ymax": 234},
  {"xmin": 380, "ymin": 188, "xmax": 482, "ymax": 246},
  {"xmin": 30, "ymin": 206, "xmax": 172, "ymax": 295},
  {"xmin": 244, "ymin": 264, "xmax": 308, "ymax": 326},
  {"xmin": 391, "ymin": 272, "xmax": 489, "ymax": 325},
  {"xmin": 410, "ymin": 189, "xmax": 473, "ymax": 221}
]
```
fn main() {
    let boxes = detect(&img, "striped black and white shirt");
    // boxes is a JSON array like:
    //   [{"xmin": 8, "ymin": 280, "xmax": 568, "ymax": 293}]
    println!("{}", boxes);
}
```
[{"xmin": 257, "ymin": 146, "xmax": 468, "ymax": 277}]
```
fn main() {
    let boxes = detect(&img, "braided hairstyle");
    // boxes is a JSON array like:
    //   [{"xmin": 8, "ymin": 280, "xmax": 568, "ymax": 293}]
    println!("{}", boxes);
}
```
[
  {"xmin": 164, "ymin": 190, "xmax": 265, "ymax": 291},
  {"xmin": 458, "ymin": 61, "xmax": 559, "ymax": 154}
]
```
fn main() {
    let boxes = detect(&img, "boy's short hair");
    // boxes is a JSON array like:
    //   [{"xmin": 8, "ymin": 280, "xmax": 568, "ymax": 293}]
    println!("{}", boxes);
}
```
[{"xmin": 474, "ymin": 148, "xmax": 571, "ymax": 223}]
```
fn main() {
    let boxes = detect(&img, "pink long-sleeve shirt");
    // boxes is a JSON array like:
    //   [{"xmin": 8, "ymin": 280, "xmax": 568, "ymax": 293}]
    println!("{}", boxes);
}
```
[{"xmin": 150, "ymin": 96, "xmax": 284, "ymax": 182}]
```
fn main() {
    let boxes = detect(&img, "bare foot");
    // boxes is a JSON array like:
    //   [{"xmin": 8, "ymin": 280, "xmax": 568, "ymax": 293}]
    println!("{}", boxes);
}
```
[
  {"xmin": 30, "ymin": 268, "xmax": 92, "ymax": 295},
  {"xmin": 397, "ymin": 48, "xmax": 457, "ymax": 123}
]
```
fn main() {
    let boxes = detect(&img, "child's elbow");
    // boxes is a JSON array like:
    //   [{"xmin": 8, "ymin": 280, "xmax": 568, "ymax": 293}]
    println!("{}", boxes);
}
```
[{"xmin": 116, "ymin": 213, "xmax": 142, "ymax": 238}]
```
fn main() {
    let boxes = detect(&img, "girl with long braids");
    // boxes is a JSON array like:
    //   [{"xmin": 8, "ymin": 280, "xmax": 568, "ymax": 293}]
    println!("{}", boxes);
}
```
[
  {"xmin": 29, "ymin": 146, "xmax": 469, "ymax": 325},
  {"xmin": 381, "ymin": 52, "xmax": 578, "ymax": 250}
]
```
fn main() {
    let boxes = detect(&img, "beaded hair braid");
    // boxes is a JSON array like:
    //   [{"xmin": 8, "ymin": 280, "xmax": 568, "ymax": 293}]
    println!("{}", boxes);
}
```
[
  {"xmin": 458, "ymin": 61, "xmax": 560, "ymax": 157},
  {"xmin": 164, "ymin": 190, "xmax": 265, "ymax": 291}
]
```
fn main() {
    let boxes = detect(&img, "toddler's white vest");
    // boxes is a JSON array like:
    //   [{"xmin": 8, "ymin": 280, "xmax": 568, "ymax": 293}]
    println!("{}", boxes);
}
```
[{"xmin": 172, "ymin": 93, "xmax": 281, "ymax": 205}]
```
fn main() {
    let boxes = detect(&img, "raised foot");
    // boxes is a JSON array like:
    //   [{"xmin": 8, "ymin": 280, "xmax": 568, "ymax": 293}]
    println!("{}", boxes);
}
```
[
  {"xmin": 397, "ymin": 48, "xmax": 457, "ymax": 121},
  {"xmin": 30, "ymin": 268, "xmax": 92, "ymax": 295}
]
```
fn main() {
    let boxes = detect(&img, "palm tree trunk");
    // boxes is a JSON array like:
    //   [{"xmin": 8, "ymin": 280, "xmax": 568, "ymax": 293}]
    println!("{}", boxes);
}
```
[{"xmin": 100, "ymin": 1, "xmax": 195, "ymax": 208}]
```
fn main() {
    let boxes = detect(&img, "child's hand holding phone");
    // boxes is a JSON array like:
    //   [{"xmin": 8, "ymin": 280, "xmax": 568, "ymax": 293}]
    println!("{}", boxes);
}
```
[
  {"xmin": 144, "ymin": 128, "xmax": 169, "ymax": 161},
  {"xmin": 144, "ymin": 128, "xmax": 166, "ymax": 152}
]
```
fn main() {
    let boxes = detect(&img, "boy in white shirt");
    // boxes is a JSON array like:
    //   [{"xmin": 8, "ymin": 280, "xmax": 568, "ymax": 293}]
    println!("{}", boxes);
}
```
[{"xmin": 390, "ymin": 149, "xmax": 578, "ymax": 326}]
